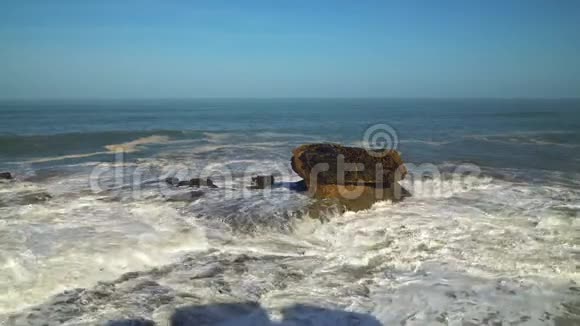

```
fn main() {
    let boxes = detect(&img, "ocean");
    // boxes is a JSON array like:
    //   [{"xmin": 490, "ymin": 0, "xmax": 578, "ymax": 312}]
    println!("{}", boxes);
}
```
[{"xmin": 0, "ymin": 99, "xmax": 579, "ymax": 325}]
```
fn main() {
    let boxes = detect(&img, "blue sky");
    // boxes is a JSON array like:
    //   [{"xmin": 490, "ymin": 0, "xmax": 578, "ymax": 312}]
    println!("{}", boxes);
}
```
[{"xmin": 1, "ymin": 0, "xmax": 579, "ymax": 99}]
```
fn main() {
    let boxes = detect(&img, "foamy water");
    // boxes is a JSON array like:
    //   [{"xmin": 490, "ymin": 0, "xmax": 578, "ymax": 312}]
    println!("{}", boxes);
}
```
[{"xmin": 1, "ymin": 140, "xmax": 579, "ymax": 325}]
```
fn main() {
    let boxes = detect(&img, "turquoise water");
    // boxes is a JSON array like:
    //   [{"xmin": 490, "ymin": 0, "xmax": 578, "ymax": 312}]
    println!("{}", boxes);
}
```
[{"xmin": 0, "ymin": 99, "xmax": 579, "ymax": 325}]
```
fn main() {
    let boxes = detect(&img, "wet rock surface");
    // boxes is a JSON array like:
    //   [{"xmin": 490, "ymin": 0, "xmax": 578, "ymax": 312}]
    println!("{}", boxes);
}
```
[
  {"xmin": 164, "ymin": 190, "xmax": 204, "ymax": 202},
  {"xmin": 166, "ymin": 177, "xmax": 218, "ymax": 188},
  {"xmin": 305, "ymin": 186, "xmax": 409, "ymax": 216},
  {"xmin": 291, "ymin": 144, "xmax": 409, "ymax": 211},
  {"xmin": 291, "ymin": 143, "xmax": 406, "ymax": 186},
  {"xmin": 164, "ymin": 177, "xmax": 180, "ymax": 186},
  {"xmin": 0, "ymin": 172, "xmax": 13, "ymax": 180}
]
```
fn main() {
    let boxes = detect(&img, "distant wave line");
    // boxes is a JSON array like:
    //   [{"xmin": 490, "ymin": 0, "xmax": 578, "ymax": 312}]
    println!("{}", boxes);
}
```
[{"xmin": 23, "ymin": 135, "xmax": 171, "ymax": 163}]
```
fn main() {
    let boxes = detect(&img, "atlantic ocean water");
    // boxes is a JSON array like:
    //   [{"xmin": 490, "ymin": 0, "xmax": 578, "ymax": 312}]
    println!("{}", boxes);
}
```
[{"xmin": 0, "ymin": 99, "xmax": 579, "ymax": 325}]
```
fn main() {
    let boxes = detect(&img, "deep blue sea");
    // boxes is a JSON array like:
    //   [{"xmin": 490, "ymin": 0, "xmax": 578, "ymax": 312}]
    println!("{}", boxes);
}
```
[
  {"xmin": 1, "ymin": 99, "xmax": 579, "ymax": 172},
  {"xmin": 0, "ymin": 99, "xmax": 579, "ymax": 325}
]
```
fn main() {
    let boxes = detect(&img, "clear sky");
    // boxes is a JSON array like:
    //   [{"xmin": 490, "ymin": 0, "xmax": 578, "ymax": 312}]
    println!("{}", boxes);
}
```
[{"xmin": 1, "ymin": 0, "xmax": 579, "ymax": 99}]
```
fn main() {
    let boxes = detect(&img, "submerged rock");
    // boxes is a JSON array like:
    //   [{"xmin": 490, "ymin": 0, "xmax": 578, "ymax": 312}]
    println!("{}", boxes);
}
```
[
  {"xmin": 279, "ymin": 180, "xmax": 308, "ymax": 192},
  {"xmin": 21, "ymin": 192, "xmax": 52, "ymax": 204},
  {"xmin": 291, "ymin": 143, "xmax": 408, "ymax": 211},
  {"xmin": 164, "ymin": 177, "xmax": 180, "ymax": 186},
  {"xmin": 304, "ymin": 186, "xmax": 413, "ymax": 217},
  {"xmin": 250, "ymin": 175, "xmax": 275, "ymax": 189},
  {"xmin": 165, "ymin": 177, "xmax": 218, "ymax": 188},
  {"xmin": 178, "ymin": 178, "xmax": 218, "ymax": 188},
  {"xmin": 0, "ymin": 172, "xmax": 13, "ymax": 180},
  {"xmin": 312, "ymin": 184, "xmax": 408, "ymax": 211},
  {"xmin": 0, "ymin": 191, "xmax": 52, "ymax": 207},
  {"xmin": 165, "ymin": 190, "xmax": 204, "ymax": 202}
]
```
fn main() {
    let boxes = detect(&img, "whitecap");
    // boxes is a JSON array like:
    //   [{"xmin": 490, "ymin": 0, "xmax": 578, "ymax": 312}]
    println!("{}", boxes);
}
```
[
  {"xmin": 104, "ymin": 135, "xmax": 170, "ymax": 153},
  {"xmin": 21, "ymin": 135, "xmax": 172, "ymax": 164}
]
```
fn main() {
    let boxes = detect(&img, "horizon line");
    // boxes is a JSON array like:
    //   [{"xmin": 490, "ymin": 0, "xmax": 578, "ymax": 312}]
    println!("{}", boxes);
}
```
[{"xmin": 1, "ymin": 96, "xmax": 580, "ymax": 102}]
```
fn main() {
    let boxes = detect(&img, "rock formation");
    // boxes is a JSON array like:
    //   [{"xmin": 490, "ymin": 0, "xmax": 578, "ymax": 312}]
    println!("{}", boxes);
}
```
[{"xmin": 291, "ymin": 143, "xmax": 408, "ymax": 212}]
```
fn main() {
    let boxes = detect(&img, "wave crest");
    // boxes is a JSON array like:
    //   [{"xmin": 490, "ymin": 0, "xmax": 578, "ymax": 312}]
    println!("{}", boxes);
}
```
[{"xmin": 104, "ymin": 135, "xmax": 170, "ymax": 153}]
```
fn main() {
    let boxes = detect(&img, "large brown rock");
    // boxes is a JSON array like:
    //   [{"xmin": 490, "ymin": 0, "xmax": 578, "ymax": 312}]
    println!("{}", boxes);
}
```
[
  {"xmin": 291, "ymin": 143, "xmax": 408, "ymax": 212},
  {"xmin": 291, "ymin": 143, "xmax": 406, "ymax": 186}
]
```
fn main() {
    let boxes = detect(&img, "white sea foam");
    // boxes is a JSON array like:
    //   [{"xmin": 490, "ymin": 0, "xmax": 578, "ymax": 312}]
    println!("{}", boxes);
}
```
[
  {"xmin": 203, "ymin": 132, "xmax": 237, "ymax": 143},
  {"xmin": 0, "ymin": 151, "xmax": 578, "ymax": 324},
  {"xmin": 399, "ymin": 139, "xmax": 455, "ymax": 146},
  {"xmin": 22, "ymin": 135, "xmax": 171, "ymax": 164},
  {"xmin": 255, "ymin": 131, "xmax": 322, "ymax": 140},
  {"xmin": 23, "ymin": 151, "xmax": 110, "ymax": 164},
  {"xmin": 0, "ymin": 198, "xmax": 208, "ymax": 313},
  {"xmin": 104, "ymin": 135, "xmax": 170, "ymax": 153},
  {"xmin": 465, "ymin": 130, "xmax": 580, "ymax": 148}
]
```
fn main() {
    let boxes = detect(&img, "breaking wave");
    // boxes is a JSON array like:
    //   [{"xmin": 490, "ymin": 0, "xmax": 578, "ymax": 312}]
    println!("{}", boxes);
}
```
[{"xmin": 104, "ymin": 135, "xmax": 171, "ymax": 153}]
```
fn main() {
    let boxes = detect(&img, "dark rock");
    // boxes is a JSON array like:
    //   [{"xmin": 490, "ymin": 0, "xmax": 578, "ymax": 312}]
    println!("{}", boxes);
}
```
[
  {"xmin": 232, "ymin": 254, "xmax": 253, "ymax": 263},
  {"xmin": 165, "ymin": 177, "xmax": 179, "ymax": 186},
  {"xmin": 171, "ymin": 302, "xmax": 267, "ymax": 326},
  {"xmin": 117, "ymin": 271, "xmax": 141, "ymax": 282},
  {"xmin": 288, "ymin": 179, "xmax": 308, "ymax": 192},
  {"xmin": 251, "ymin": 175, "xmax": 275, "ymax": 189},
  {"xmin": 206, "ymin": 178, "xmax": 218, "ymax": 188},
  {"xmin": 273, "ymin": 180, "xmax": 308, "ymax": 192},
  {"xmin": 105, "ymin": 319, "xmax": 155, "ymax": 326},
  {"xmin": 177, "ymin": 178, "xmax": 218, "ymax": 188},
  {"xmin": 0, "ymin": 172, "xmax": 13, "ymax": 180},
  {"xmin": 165, "ymin": 191, "xmax": 204, "ymax": 202},
  {"xmin": 21, "ymin": 192, "xmax": 52, "ymax": 204}
]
